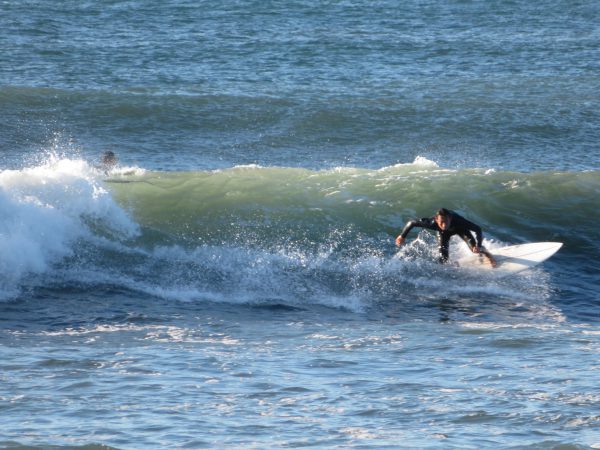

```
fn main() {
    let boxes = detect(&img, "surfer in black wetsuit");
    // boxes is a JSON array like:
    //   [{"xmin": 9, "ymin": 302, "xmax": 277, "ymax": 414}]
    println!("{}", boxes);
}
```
[{"xmin": 395, "ymin": 208, "xmax": 497, "ymax": 267}]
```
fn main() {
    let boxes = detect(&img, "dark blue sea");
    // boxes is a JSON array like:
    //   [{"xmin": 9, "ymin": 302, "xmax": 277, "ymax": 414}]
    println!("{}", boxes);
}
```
[{"xmin": 1, "ymin": 1, "xmax": 599, "ymax": 448}]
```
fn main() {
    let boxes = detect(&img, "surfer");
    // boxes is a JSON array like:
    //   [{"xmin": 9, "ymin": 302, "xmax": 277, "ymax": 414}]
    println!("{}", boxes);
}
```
[
  {"xmin": 98, "ymin": 151, "xmax": 118, "ymax": 173},
  {"xmin": 395, "ymin": 208, "xmax": 497, "ymax": 267}
]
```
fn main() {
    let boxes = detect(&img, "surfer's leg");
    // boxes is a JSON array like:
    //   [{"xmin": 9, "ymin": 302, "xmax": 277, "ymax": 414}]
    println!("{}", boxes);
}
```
[{"xmin": 438, "ymin": 235, "xmax": 450, "ymax": 264}]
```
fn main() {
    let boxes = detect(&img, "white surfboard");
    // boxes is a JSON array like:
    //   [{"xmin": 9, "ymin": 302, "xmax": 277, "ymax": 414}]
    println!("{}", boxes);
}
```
[{"xmin": 456, "ymin": 242, "xmax": 562, "ymax": 276}]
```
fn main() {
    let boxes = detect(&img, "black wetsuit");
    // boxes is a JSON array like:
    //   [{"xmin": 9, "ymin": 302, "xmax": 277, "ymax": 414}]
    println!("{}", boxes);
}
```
[{"xmin": 399, "ymin": 210, "xmax": 483, "ymax": 263}]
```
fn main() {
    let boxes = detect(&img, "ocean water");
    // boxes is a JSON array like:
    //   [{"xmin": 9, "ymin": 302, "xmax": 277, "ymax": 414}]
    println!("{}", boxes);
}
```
[{"xmin": 1, "ymin": 0, "xmax": 599, "ymax": 449}]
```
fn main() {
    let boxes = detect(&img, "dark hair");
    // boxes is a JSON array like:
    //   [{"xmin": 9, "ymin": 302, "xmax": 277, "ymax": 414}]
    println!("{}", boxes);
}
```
[
  {"xmin": 436, "ymin": 208, "xmax": 450, "ymax": 217},
  {"xmin": 102, "ymin": 151, "xmax": 117, "ymax": 163}
]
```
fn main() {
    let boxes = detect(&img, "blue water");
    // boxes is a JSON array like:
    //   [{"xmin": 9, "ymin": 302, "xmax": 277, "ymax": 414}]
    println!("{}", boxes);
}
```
[{"xmin": 1, "ymin": 1, "xmax": 599, "ymax": 448}]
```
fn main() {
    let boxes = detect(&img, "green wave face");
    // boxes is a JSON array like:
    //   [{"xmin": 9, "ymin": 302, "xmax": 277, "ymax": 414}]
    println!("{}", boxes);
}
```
[{"xmin": 108, "ymin": 165, "xmax": 599, "ymax": 255}]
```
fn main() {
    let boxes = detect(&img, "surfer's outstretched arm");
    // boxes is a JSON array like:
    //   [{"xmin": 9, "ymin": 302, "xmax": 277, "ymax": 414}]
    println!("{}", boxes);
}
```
[{"xmin": 395, "ymin": 218, "xmax": 436, "ymax": 247}]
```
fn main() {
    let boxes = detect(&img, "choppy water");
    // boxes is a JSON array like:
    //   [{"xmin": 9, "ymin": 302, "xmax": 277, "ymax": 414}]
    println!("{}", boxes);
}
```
[{"xmin": 1, "ymin": 0, "xmax": 599, "ymax": 449}]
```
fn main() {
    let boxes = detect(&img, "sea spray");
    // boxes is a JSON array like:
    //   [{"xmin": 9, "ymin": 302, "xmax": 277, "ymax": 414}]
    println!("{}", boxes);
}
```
[{"xmin": 0, "ymin": 156, "xmax": 139, "ymax": 298}]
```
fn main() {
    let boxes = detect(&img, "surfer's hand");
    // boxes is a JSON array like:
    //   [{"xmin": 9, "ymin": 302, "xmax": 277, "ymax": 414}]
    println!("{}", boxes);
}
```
[
  {"xmin": 395, "ymin": 236, "xmax": 405, "ymax": 247},
  {"xmin": 472, "ymin": 246, "xmax": 481, "ymax": 254}
]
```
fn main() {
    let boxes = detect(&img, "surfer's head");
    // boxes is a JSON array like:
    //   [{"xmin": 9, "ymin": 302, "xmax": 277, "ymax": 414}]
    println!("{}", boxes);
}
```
[
  {"xmin": 101, "ymin": 151, "xmax": 117, "ymax": 168},
  {"xmin": 435, "ymin": 208, "xmax": 451, "ymax": 230}
]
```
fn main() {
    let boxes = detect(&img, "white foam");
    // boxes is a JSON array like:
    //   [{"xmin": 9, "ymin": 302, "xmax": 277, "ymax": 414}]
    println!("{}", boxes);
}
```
[
  {"xmin": 412, "ymin": 155, "xmax": 440, "ymax": 167},
  {"xmin": 385, "ymin": 155, "xmax": 440, "ymax": 169},
  {"xmin": 0, "ymin": 155, "xmax": 140, "ymax": 299}
]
